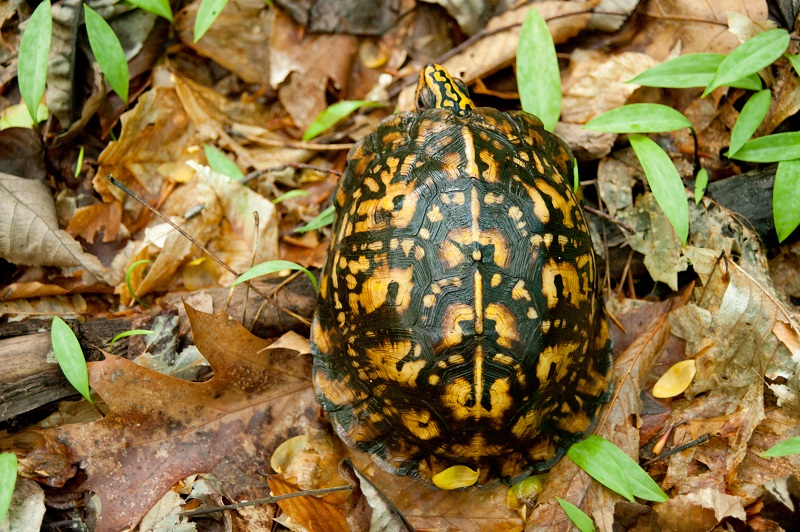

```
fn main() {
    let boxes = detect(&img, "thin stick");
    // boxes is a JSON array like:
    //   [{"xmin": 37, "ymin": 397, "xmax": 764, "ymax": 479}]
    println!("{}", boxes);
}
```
[
  {"xmin": 642, "ymin": 434, "xmax": 710, "ymax": 466},
  {"xmin": 179, "ymin": 485, "xmax": 352, "ymax": 517},
  {"xmin": 583, "ymin": 204, "xmax": 636, "ymax": 234},
  {"xmin": 108, "ymin": 176, "xmax": 311, "ymax": 326}
]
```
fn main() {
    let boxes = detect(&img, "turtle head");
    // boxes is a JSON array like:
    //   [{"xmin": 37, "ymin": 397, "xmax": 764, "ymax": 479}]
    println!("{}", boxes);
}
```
[{"xmin": 415, "ymin": 64, "xmax": 475, "ymax": 117}]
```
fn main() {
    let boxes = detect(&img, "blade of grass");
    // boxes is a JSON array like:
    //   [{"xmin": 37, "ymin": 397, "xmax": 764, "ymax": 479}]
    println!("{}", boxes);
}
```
[
  {"xmin": 195, "ymin": 0, "xmax": 229, "ymax": 42},
  {"xmin": 0, "ymin": 453, "xmax": 16, "ymax": 524},
  {"xmin": 556, "ymin": 498, "xmax": 596, "ymax": 532},
  {"xmin": 303, "ymin": 101, "xmax": 383, "ymax": 141},
  {"xmin": 762, "ymin": 436, "xmax": 800, "ymax": 457},
  {"xmin": 273, "ymin": 189, "xmax": 310, "ymax": 204},
  {"xmin": 18, "ymin": 0, "xmax": 52, "ymax": 124},
  {"xmin": 728, "ymin": 89, "xmax": 771, "ymax": 156},
  {"xmin": 51, "ymin": 317, "xmax": 93, "ymax": 404},
  {"xmin": 517, "ymin": 6, "xmax": 561, "ymax": 131},
  {"xmin": 629, "ymin": 134, "xmax": 689, "ymax": 244},
  {"xmin": 703, "ymin": 29, "xmax": 790, "ymax": 97},
  {"xmin": 233, "ymin": 259, "xmax": 317, "ymax": 292},
  {"xmin": 109, "ymin": 329, "xmax": 156, "ymax": 353},
  {"xmin": 84, "ymin": 5, "xmax": 129, "ymax": 103},
  {"xmin": 584, "ymin": 104, "xmax": 693, "ymax": 133},
  {"xmin": 294, "ymin": 205, "xmax": 335, "ymax": 233},
  {"xmin": 204, "ymin": 145, "xmax": 244, "ymax": 181}
]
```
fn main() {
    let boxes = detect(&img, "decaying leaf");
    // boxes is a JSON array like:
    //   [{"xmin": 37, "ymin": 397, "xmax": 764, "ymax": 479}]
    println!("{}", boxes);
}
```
[
  {"xmin": 0, "ymin": 174, "xmax": 108, "ymax": 285},
  {"xmin": 268, "ymin": 474, "xmax": 349, "ymax": 532},
  {"xmin": 1, "ymin": 307, "xmax": 316, "ymax": 531},
  {"xmin": 339, "ymin": 458, "xmax": 415, "ymax": 532}
]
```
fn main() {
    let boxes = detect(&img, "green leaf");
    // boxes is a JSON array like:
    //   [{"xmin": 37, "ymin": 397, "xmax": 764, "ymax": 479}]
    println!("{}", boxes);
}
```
[
  {"xmin": 629, "ymin": 135, "xmax": 689, "ymax": 244},
  {"xmin": 517, "ymin": 6, "xmax": 561, "ymax": 131},
  {"xmin": 762, "ymin": 436, "xmax": 800, "ymax": 457},
  {"xmin": 773, "ymin": 160, "xmax": 800, "ymax": 242},
  {"xmin": 729, "ymin": 89, "xmax": 771, "ymax": 156},
  {"xmin": 629, "ymin": 53, "xmax": 760, "ymax": 90},
  {"xmin": 556, "ymin": 498, "xmax": 596, "ymax": 532},
  {"xmin": 789, "ymin": 54, "xmax": 800, "ymax": 76},
  {"xmin": 109, "ymin": 329, "xmax": 156, "ymax": 353},
  {"xmin": 234, "ymin": 260, "xmax": 318, "ymax": 292},
  {"xmin": 204, "ymin": 145, "xmax": 245, "ymax": 181},
  {"xmin": 126, "ymin": 0, "xmax": 173, "ymax": 21},
  {"xmin": 273, "ymin": 189, "xmax": 310, "ymax": 204},
  {"xmin": 568, "ymin": 435, "xmax": 669, "ymax": 502},
  {"xmin": 728, "ymin": 132, "xmax": 800, "ymax": 162},
  {"xmin": 303, "ymin": 100, "xmax": 383, "ymax": 141},
  {"xmin": 294, "ymin": 205, "xmax": 335, "ymax": 233},
  {"xmin": 51, "ymin": 317, "xmax": 93, "ymax": 404},
  {"xmin": 703, "ymin": 29, "xmax": 790, "ymax": 97},
  {"xmin": 0, "ymin": 453, "xmax": 16, "ymax": 524},
  {"xmin": 84, "ymin": 6, "xmax": 129, "ymax": 103},
  {"xmin": 195, "ymin": 0, "xmax": 228, "ymax": 42},
  {"xmin": 18, "ymin": 0, "xmax": 52, "ymax": 124},
  {"xmin": 694, "ymin": 168, "xmax": 708, "ymax": 204},
  {"xmin": 75, "ymin": 145, "xmax": 85, "ymax": 177},
  {"xmin": 0, "ymin": 102, "xmax": 48, "ymax": 130},
  {"xmin": 584, "ymin": 104, "xmax": 693, "ymax": 133}
]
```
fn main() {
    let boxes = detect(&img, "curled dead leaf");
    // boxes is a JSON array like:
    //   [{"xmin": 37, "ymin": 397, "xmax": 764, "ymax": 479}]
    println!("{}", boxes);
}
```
[{"xmin": 653, "ymin": 360, "xmax": 697, "ymax": 398}]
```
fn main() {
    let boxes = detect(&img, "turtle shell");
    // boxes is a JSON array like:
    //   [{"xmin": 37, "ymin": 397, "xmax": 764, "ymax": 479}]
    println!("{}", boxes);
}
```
[{"xmin": 311, "ymin": 89, "xmax": 613, "ymax": 482}]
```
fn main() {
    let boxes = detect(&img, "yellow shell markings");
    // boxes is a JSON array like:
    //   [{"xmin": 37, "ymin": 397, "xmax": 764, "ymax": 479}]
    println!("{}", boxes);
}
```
[{"xmin": 311, "ymin": 64, "xmax": 612, "ymax": 481}]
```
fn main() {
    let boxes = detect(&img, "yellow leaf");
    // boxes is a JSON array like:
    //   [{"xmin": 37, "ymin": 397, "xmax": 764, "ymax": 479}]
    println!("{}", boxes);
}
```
[
  {"xmin": 432, "ymin": 465, "xmax": 479, "ymax": 489},
  {"xmin": 653, "ymin": 360, "xmax": 697, "ymax": 398}
]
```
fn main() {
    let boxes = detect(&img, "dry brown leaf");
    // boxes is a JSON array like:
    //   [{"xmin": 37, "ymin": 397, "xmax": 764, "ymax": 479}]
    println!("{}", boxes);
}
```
[
  {"xmin": 663, "ymin": 253, "xmax": 800, "ymax": 499},
  {"xmin": 2, "ymin": 308, "xmax": 316, "ymax": 531},
  {"xmin": 175, "ymin": 0, "xmax": 272, "ymax": 85},
  {"xmin": 0, "ymin": 294, "xmax": 88, "ymax": 320},
  {"xmin": 268, "ymin": 475, "xmax": 349, "ymax": 532},
  {"xmin": 0, "ymin": 174, "xmax": 108, "ymax": 285},
  {"xmin": 66, "ymin": 202, "xmax": 123, "ymax": 245},
  {"xmin": 651, "ymin": 487, "xmax": 746, "ymax": 530},
  {"xmin": 338, "ymin": 458, "xmax": 414, "ymax": 532},
  {"xmin": 528, "ymin": 307, "xmax": 675, "ymax": 531}
]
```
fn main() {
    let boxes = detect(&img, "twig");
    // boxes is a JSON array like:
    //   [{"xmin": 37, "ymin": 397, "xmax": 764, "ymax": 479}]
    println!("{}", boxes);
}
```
[
  {"xmin": 108, "ymin": 176, "xmax": 311, "ymax": 326},
  {"xmin": 242, "ymin": 163, "xmax": 342, "ymax": 185},
  {"xmin": 642, "ymin": 434, "xmax": 711, "ymax": 467},
  {"xmin": 179, "ymin": 485, "xmax": 352, "ymax": 517},
  {"xmin": 583, "ymin": 204, "xmax": 636, "ymax": 234}
]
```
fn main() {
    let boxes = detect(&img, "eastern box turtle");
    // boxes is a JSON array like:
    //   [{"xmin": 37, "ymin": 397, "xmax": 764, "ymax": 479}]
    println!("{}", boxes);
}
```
[{"xmin": 311, "ymin": 64, "xmax": 613, "ymax": 482}]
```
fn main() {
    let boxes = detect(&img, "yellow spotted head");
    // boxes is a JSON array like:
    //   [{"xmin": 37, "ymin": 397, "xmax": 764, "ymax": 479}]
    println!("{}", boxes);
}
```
[{"xmin": 415, "ymin": 64, "xmax": 475, "ymax": 118}]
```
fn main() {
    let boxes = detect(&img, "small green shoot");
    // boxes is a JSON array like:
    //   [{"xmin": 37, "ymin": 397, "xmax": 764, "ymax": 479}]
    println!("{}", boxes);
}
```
[
  {"xmin": 567, "ymin": 435, "xmax": 669, "ymax": 502},
  {"xmin": 51, "ymin": 317, "xmax": 93, "ymax": 404},
  {"xmin": 728, "ymin": 89, "xmax": 771, "ymax": 156},
  {"xmin": 126, "ymin": 0, "xmax": 174, "ymax": 22},
  {"xmin": 573, "ymin": 164, "xmax": 579, "ymax": 193},
  {"xmin": 773, "ymin": 160, "xmax": 800, "ymax": 242},
  {"xmin": 726, "ymin": 132, "xmax": 800, "ymax": 162},
  {"xmin": 303, "ymin": 101, "xmax": 383, "ymax": 142},
  {"xmin": 273, "ymin": 189, "xmax": 310, "ymax": 204},
  {"xmin": 84, "ymin": 5, "xmax": 129, "ymax": 103},
  {"xmin": 126, "ymin": 259, "xmax": 152, "ymax": 308},
  {"xmin": 517, "ymin": 6, "xmax": 561, "ymax": 132},
  {"xmin": 294, "ymin": 205, "xmax": 335, "ymax": 233},
  {"xmin": 703, "ymin": 29, "xmax": 790, "ymax": 97},
  {"xmin": 204, "ymin": 145, "xmax": 245, "ymax": 181},
  {"xmin": 18, "ymin": 0, "xmax": 52, "ymax": 124},
  {"xmin": 584, "ymin": 104, "xmax": 693, "ymax": 133},
  {"xmin": 629, "ymin": 134, "xmax": 689, "ymax": 245},
  {"xmin": 0, "ymin": 453, "xmax": 16, "ymax": 524},
  {"xmin": 0, "ymin": 102, "xmax": 48, "ymax": 130},
  {"xmin": 789, "ymin": 54, "xmax": 800, "ymax": 76},
  {"xmin": 195, "ymin": 0, "xmax": 229, "ymax": 42},
  {"xmin": 234, "ymin": 259, "xmax": 318, "ymax": 292},
  {"xmin": 629, "ymin": 53, "xmax": 760, "ymax": 90},
  {"xmin": 109, "ymin": 329, "xmax": 156, "ymax": 353},
  {"xmin": 694, "ymin": 168, "xmax": 708, "ymax": 204},
  {"xmin": 762, "ymin": 436, "xmax": 800, "ymax": 457},
  {"xmin": 75, "ymin": 145, "xmax": 85, "ymax": 177},
  {"xmin": 556, "ymin": 498, "xmax": 596, "ymax": 532}
]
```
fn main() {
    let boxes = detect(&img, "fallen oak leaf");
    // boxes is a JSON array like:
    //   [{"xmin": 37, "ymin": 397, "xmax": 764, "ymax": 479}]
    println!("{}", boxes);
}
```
[
  {"xmin": 3, "ymin": 306, "xmax": 316, "ymax": 531},
  {"xmin": 268, "ymin": 474, "xmax": 349, "ymax": 532}
]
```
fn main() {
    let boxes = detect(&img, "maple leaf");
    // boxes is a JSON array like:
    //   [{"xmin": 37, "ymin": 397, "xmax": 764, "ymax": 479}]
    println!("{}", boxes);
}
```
[{"xmin": 6, "ymin": 306, "xmax": 316, "ymax": 531}]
